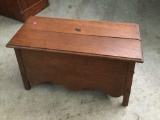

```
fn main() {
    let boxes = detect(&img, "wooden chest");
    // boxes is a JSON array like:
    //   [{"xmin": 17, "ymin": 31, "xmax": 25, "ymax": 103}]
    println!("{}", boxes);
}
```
[
  {"xmin": 0, "ymin": 0, "xmax": 49, "ymax": 22},
  {"xmin": 6, "ymin": 16, "xmax": 143, "ymax": 106}
]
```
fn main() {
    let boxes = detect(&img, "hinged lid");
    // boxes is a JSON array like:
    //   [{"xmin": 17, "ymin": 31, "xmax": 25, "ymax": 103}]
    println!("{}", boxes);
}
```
[{"xmin": 6, "ymin": 16, "xmax": 143, "ymax": 62}]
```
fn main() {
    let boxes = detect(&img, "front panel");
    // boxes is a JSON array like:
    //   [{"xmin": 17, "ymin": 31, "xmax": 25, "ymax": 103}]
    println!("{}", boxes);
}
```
[{"xmin": 21, "ymin": 49, "xmax": 128, "ymax": 97}]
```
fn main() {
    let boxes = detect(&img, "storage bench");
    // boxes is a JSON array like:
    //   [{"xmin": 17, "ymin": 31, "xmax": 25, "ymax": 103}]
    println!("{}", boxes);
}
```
[{"xmin": 6, "ymin": 16, "xmax": 143, "ymax": 106}]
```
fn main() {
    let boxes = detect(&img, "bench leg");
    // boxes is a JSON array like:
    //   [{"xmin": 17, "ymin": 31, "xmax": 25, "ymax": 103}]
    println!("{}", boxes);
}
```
[
  {"xmin": 122, "ymin": 62, "xmax": 135, "ymax": 106},
  {"xmin": 23, "ymin": 80, "xmax": 31, "ymax": 90},
  {"xmin": 122, "ymin": 90, "xmax": 130, "ymax": 106},
  {"xmin": 14, "ymin": 49, "xmax": 31, "ymax": 90}
]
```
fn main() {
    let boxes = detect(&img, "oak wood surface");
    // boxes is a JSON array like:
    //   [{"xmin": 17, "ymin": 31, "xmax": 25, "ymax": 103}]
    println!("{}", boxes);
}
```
[
  {"xmin": 7, "ymin": 29, "xmax": 142, "ymax": 62},
  {"xmin": 24, "ymin": 16, "xmax": 141, "ymax": 40},
  {"xmin": 7, "ymin": 16, "xmax": 143, "ymax": 63}
]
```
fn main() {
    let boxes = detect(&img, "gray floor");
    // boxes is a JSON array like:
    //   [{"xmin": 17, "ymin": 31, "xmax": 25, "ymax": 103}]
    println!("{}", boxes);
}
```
[{"xmin": 0, "ymin": 0, "xmax": 160, "ymax": 120}]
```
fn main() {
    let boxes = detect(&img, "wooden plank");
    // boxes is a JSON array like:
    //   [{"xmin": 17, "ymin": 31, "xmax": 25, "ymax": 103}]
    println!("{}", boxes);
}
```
[
  {"xmin": 23, "ymin": 16, "xmax": 141, "ymax": 40},
  {"xmin": 7, "ymin": 29, "xmax": 143, "ymax": 62}
]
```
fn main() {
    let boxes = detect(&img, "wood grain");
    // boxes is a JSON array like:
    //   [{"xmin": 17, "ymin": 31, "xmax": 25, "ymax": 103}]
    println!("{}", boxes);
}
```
[
  {"xmin": 24, "ymin": 16, "xmax": 141, "ymax": 40},
  {"xmin": 7, "ymin": 29, "xmax": 143, "ymax": 62}
]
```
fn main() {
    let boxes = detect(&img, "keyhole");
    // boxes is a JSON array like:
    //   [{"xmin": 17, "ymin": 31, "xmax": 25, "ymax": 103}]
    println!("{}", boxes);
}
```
[{"xmin": 75, "ymin": 28, "xmax": 81, "ymax": 32}]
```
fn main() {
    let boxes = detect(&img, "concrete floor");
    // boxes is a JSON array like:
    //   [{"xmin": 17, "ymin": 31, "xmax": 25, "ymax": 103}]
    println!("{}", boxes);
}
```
[{"xmin": 0, "ymin": 0, "xmax": 160, "ymax": 119}]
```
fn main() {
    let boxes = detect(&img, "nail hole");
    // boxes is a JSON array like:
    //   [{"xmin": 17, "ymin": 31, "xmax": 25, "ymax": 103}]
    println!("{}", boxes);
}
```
[{"xmin": 75, "ymin": 28, "xmax": 81, "ymax": 32}]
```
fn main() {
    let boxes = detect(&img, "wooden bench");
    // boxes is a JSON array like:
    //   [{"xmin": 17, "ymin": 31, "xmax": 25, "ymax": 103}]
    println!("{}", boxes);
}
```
[{"xmin": 6, "ymin": 16, "xmax": 143, "ymax": 106}]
